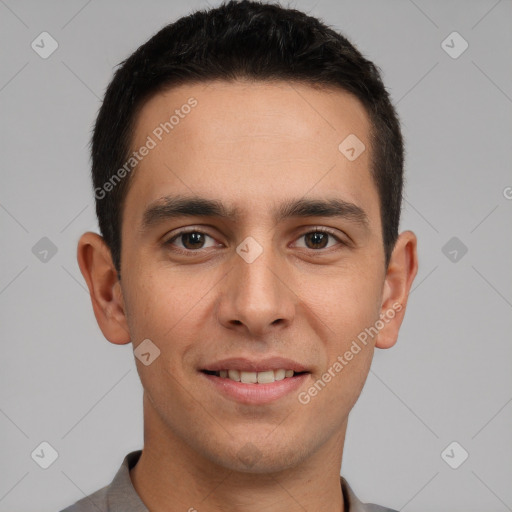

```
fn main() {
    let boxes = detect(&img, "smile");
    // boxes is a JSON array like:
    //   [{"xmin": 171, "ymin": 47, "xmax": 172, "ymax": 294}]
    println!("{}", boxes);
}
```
[
  {"xmin": 203, "ymin": 368, "xmax": 303, "ymax": 384},
  {"xmin": 200, "ymin": 369, "xmax": 310, "ymax": 405}
]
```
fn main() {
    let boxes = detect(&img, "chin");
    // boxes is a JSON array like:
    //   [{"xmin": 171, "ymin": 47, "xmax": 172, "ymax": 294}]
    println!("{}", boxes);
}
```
[{"xmin": 205, "ymin": 437, "xmax": 308, "ymax": 475}]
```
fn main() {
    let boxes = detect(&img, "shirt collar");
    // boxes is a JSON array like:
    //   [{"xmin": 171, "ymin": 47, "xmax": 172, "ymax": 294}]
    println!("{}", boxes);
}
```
[
  {"xmin": 107, "ymin": 450, "xmax": 371, "ymax": 512},
  {"xmin": 106, "ymin": 450, "xmax": 147, "ymax": 512}
]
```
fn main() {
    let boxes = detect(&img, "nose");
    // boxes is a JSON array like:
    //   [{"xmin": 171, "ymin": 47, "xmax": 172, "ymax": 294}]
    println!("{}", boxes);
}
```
[{"xmin": 215, "ymin": 239, "xmax": 296, "ymax": 337}]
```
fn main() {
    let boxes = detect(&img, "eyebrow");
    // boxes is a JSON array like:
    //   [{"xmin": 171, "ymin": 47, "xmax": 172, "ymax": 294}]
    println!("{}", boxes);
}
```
[{"xmin": 140, "ymin": 195, "xmax": 370, "ymax": 232}]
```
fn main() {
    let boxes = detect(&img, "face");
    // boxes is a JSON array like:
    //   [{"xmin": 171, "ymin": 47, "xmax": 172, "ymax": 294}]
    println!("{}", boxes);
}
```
[{"xmin": 80, "ymin": 80, "xmax": 417, "ymax": 474}]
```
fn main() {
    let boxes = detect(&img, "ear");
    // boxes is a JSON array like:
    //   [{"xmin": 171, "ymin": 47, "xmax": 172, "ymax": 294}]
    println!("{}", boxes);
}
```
[
  {"xmin": 77, "ymin": 232, "xmax": 131, "ymax": 345},
  {"xmin": 375, "ymin": 230, "xmax": 418, "ymax": 349}
]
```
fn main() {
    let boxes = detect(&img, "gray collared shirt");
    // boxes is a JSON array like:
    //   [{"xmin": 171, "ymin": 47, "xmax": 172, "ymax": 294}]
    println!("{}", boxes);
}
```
[{"xmin": 60, "ymin": 450, "xmax": 398, "ymax": 512}]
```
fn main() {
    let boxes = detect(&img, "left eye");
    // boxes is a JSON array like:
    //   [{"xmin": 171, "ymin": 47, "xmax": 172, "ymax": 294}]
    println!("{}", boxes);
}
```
[{"xmin": 294, "ymin": 230, "xmax": 341, "ymax": 250}]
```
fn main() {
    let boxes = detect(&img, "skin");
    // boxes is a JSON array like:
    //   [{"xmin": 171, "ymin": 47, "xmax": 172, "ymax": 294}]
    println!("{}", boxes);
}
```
[{"xmin": 77, "ymin": 80, "xmax": 418, "ymax": 512}]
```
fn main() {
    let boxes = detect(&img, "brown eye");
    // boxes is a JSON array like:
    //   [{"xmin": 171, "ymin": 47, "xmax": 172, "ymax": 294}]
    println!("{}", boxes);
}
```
[
  {"xmin": 304, "ymin": 232, "xmax": 329, "ymax": 249},
  {"xmin": 165, "ymin": 230, "xmax": 218, "ymax": 252},
  {"xmin": 295, "ymin": 228, "xmax": 343, "ymax": 250},
  {"xmin": 180, "ymin": 232, "xmax": 206, "ymax": 250}
]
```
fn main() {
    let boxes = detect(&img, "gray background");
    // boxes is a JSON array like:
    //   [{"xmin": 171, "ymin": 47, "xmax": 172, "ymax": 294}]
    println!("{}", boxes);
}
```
[{"xmin": 1, "ymin": 0, "xmax": 511, "ymax": 510}]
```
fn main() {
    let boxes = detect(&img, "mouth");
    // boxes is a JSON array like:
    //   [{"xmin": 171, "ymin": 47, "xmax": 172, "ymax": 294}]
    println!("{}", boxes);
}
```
[
  {"xmin": 199, "ymin": 358, "xmax": 311, "ymax": 405},
  {"xmin": 201, "ymin": 368, "xmax": 308, "ymax": 384}
]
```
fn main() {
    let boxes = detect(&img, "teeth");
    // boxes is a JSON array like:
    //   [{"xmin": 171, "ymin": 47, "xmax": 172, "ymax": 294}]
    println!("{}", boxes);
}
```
[
  {"xmin": 215, "ymin": 369, "xmax": 298, "ymax": 383},
  {"xmin": 274, "ymin": 369, "xmax": 286, "ymax": 381},
  {"xmin": 240, "ymin": 371, "xmax": 257, "ymax": 383},
  {"xmin": 228, "ymin": 369, "xmax": 240, "ymax": 382},
  {"xmin": 257, "ymin": 370, "xmax": 275, "ymax": 384}
]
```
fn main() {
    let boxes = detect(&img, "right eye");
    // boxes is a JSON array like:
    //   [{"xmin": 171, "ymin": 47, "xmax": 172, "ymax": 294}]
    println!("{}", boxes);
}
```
[{"xmin": 164, "ymin": 229, "xmax": 222, "ymax": 254}]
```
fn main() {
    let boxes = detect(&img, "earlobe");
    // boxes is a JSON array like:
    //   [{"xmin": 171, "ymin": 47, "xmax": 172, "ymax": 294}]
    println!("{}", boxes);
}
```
[
  {"xmin": 76, "ymin": 232, "xmax": 131, "ymax": 345},
  {"xmin": 375, "ymin": 230, "xmax": 418, "ymax": 349}
]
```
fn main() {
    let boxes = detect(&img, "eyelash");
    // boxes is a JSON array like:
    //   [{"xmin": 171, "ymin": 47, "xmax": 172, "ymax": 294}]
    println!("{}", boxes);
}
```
[{"xmin": 164, "ymin": 227, "xmax": 346, "ymax": 256}]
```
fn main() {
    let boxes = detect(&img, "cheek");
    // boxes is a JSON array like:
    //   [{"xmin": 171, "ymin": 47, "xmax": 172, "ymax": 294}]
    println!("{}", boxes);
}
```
[
  {"xmin": 126, "ymin": 268, "xmax": 199, "ymax": 330},
  {"xmin": 124, "ymin": 273, "xmax": 202, "ymax": 399},
  {"xmin": 299, "ymin": 267, "xmax": 383, "ymax": 337},
  {"xmin": 298, "ymin": 268, "xmax": 381, "ymax": 408},
  {"xmin": 124, "ymin": 270, "xmax": 216, "ymax": 366}
]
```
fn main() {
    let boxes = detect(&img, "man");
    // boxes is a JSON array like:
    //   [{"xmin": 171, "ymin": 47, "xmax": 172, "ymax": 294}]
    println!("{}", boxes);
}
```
[{"xmin": 63, "ymin": 0, "xmax": 418, "ymax": 510}]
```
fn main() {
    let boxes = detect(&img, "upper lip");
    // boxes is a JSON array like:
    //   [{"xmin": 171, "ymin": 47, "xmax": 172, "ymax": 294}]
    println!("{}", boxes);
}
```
[{"xmin": 201, "ymin": 357, "xmax": 309, "ymax": 373}]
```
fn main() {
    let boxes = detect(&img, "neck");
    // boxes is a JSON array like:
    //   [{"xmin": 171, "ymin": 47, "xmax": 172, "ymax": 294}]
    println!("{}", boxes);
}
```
[{"xmin": 130, "ymin": 392, "xmax": 347, "ymax": 512}]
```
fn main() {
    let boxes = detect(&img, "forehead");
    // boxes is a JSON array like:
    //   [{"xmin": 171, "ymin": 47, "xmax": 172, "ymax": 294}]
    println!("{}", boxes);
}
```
[{"xmin": 123, "ymin": 79, "xmax": 379, "ymax": 229}]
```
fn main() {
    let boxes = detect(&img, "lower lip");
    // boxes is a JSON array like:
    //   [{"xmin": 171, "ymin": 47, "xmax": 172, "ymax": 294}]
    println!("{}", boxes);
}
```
[{"xmin": 200, "ymin": 372, "xmax": 310, "ymax": 405}]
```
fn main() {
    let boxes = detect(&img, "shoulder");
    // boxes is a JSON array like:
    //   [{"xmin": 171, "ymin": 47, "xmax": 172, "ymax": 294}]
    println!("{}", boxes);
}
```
[
  {"xmin": 341, "ymin": 476, "xmax": 399, "ymax": 512},
  {"xmin": 58, "ymin": 483, "xmax": 109, "ymax": 512},
  {"xmin": 58, "ymin": 450, "xmax": 144, "ymax": 512}
]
